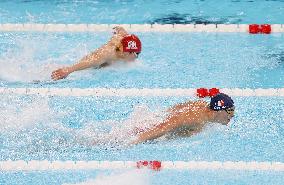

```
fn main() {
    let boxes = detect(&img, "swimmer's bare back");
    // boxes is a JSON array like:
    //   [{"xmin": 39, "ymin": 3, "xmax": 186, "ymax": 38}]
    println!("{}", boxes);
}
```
[{"xmin": 131, "ymin": 101, "xmax": 209, "ymax": 144}]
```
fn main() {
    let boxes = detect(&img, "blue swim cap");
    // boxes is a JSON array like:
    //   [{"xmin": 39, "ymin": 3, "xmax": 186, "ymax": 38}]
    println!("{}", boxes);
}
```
[{"xmin": 209, "ymin": 93, "xmax": 234, "ymax": 111}]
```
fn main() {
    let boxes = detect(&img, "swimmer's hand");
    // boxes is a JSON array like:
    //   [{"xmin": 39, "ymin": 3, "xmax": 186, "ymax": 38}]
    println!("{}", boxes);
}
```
[
  {"xmin": 112, "ymin": 26, "xmax": 128, "ymax": 36},
  {"xmin": 51, "ymin": 67, "xmax": 71, "ymax": 81}
]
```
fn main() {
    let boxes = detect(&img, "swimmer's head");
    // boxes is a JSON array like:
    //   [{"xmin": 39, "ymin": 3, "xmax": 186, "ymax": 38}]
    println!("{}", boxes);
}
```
[
  {"xmin": 120, "ymin": 34, "xmax": 142, "ymax": 61},
  {"xmin": 210, "ymin": 93, "xmax": 235, "ymax": 125}
]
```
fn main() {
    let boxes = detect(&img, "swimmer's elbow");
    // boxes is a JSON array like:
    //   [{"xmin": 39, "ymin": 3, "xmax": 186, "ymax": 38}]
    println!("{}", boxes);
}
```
[{"xmin": 81, "ymin": 51, "xmax": 106, "ymax": 66}]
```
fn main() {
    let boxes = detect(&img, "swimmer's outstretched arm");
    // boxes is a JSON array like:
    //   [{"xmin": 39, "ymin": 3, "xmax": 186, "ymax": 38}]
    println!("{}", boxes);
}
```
[
  {"xmin": 51, "ymin": 27, "xmax": 127, "ymax": 81},
  {"xmin": 51, "ymin": 48, "xmax": 112, "ymax": 80},
  {"xmin": 131, "ymin": 114, "xmax": 183, "ymax": 145},
  {"xmin": 51, "ymin": 48, "xmax": 112, "ymax": 81}
]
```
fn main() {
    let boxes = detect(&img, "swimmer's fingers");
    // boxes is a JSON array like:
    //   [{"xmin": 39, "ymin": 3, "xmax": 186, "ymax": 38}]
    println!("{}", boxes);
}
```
[
  {"xmin": 51, "ymin": 69, "xmax": 62, "ymax": 80},
  {"xmin": 51, "ymin": 68, "xmax": 68, "ymax": 81}
]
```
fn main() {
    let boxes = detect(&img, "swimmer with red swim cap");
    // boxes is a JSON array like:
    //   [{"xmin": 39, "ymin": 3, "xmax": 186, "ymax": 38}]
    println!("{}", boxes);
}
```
[
  {"xmin": 132, "ymin": 93, "xmax": 235, "ymax": 144},
  {"xmin": 51, "ymin": 26, "xmax": 142, "ymax": 80}
]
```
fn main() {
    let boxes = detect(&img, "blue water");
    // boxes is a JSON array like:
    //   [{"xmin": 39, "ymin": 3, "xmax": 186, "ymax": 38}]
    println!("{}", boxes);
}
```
[
  {"xmin": 1, "ymin": 170, "xmax": 284, "ymax": 185},
  {"xmin": 0, "ymin": 0, "xmax": 284, "ymax": 24},
  {"xmin": 0, "ymin": 32, "xmax": 283, "ymax": 88},
  {"xmin": 1, "ymin": 95, "xmax": 284, "ymax": 161}
]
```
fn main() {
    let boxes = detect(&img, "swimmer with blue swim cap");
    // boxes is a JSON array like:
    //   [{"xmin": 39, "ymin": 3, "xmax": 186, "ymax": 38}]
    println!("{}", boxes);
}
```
[
  {"xmin": 210, "ymin": 93, "xmax": 235, "ymax": 116},
  {"xmin": 132, "ymin": 93, "xmax": 235, "ymax": 144},
  {"xmin": 51, "ymin": 26, "xmax": 142, "ymax": 81}
]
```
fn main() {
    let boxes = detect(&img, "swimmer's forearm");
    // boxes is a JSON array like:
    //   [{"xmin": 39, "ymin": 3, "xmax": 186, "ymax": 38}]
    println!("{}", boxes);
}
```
[
  {"xmin": 66, "ymin": 42, "xmax": 115, "ymax": 74},
  {"xmin": 67, "ymin": 56, "xmax": 105, "ymax": 73},
  {"xmin": 67, "ymin": 61, "xmax": 95, "ymax": 73},
  {"xmin": 134, "ymin": 120, "xmax": 178, "ymax": 144}
]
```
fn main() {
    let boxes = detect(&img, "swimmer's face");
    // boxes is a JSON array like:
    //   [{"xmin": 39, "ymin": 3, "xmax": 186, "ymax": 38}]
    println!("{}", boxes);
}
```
[
  {"xmin": 117, "ymin": 45, "xmax": 139, "ymax": 62},
  {"xmin": 215, "ymin": 107, "xmax": 235, "ymax": 125},
  {"xmin": 118, "ymin": 50, "xmax": 139, "ymax": 62},
  {"xmin": 123, "ymin": 52, "xmax": 139, "ymax": 62}
]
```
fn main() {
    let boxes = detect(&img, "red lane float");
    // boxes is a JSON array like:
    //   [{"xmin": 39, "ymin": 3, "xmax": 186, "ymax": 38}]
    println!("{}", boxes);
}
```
[
  {"xmin": 249, "ymin": 24, "xmax": 260, "ymax": 34},
  {"xmin": 197, "ymin": 88, "xmax": 220, "ymax": 98},
  {"xmin": 196, "ymin": 88, "xmax": 209, "ymax": 98},
  {"xmin": 260, "ymin": 24, "xmax": 271, "ymax": 34},
  {"xmin": 136, "ymin": 160, "xmax": 162, "ymax": 171},
  {"xmin": 136, "ymin": 160, "xmax": 149, "ymax": 168},
  {"xmin": 209, "ymin": 88, "xmax": 220, "ymax": 97},
  {"xmin": 249, "ymin": 24, "xmax": 271, "ymax": 34}
]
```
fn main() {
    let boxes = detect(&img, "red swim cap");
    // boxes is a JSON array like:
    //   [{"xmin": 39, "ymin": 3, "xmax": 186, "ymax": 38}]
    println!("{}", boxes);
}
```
[{"xmin": 121, "ymin": 34, "xmax": 142, "ymax": 53}]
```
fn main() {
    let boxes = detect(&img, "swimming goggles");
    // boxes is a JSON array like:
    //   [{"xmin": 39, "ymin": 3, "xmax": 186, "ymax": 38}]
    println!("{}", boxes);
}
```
[{"xmin": 225, "ymin": 107, "xmax": 235, "ymax": 116}]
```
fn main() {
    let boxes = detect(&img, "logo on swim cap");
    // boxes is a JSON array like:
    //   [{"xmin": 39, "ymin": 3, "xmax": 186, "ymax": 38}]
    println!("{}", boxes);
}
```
[
  {"xmin": 126, "ymin": 40, "xmax": 138, "ymax": 50},
  {"xmin": 121, "ymin": 34, "xmax": 142, "ymax": 53},
  {"xmin": 210, "ymin": 93, "xmax": 234, "ymax": 111},
  {"xmin": 217, "ymin": 100, "xmax": 225, "ymax": 107}
]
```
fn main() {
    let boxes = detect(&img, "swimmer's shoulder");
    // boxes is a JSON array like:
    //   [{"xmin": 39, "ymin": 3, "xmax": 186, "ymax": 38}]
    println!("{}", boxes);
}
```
[
  {"xmin": 176, "ymin": 101, "xmax": 208, "ymax": 116},
  {"xmin": 193, "ymin": 100, "xmax": 208, "ymax": 107},
  {"xmin": 176, "ymin": 100, "xmax": 207, "ymax": 109}
]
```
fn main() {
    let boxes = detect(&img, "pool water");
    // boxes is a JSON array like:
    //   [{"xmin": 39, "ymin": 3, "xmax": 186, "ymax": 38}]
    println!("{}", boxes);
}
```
[
  {"xmin": 0, "ymin": 0, "xmax": 284, "ymax": 24},
  {"xmin": 0, "ymin": 94, "xmax": 284, "ymax": 184},
  {"xmin": 1, "ymin": 170, "xmax": 284, "ymax": 185},
  {"xmin": 0, "ymin": 32, "xmax": 283, "ymax": 88},
  {"xmin": 1, "ymin": 32, "xmax": 284, "ymax": 184},
  {"xmin": 0, "ymin": 94, "xmax": 284, "ymax": 161}
]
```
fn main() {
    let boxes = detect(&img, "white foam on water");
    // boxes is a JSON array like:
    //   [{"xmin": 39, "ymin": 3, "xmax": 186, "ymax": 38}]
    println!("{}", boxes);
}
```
[
  {"xmin": 0, "ymin": 96, "xmax": 167, "ymax": 151},
  {"xmin": 0, "ymin": 35, "xmax": 63, "ymax": 82},
  {"xmin": 0, "ymin": 96, "xmax": 73, "ymax": 155},
  {"xmin": 63, "ymin": 169, "xmax": 150, "ymax": 185},
  {"xmin": 0, "ymin": 33, "xmax": 89, "ymax": 83},
  {"xmin": 105, "ymin": 59, "xmax": 145, "ymax": 70},
  {"xmin": 0, "ymin": 97, "xmax": 59, "ymax": 132},
  {"xmin": 72, "ymin": 104, "xmax": 167, "ymax": 147}
]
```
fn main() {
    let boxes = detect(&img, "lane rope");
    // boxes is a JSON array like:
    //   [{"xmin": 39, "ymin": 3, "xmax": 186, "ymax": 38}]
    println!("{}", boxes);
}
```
[
  {"xmin": 1, "ymin": 160, "xmax": 283, "ymax": 171},
  {"xmin": 0, "ymin": 87, "xmax": 283, "ymax": 97},
  {"xmin": 0, "ymin": 24, "xmax": 283, "ymax": 32}
]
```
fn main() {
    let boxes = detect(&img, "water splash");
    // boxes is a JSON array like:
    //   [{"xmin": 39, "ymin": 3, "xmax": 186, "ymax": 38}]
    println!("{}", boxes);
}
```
[
  {"xmin": 0, "ymin": 32, "xmax": 92, "ymax": 83},
  {"xmin": 0, "ymin": 35, "xmax": 61, "ymax": 83},
  {"xmin": 0, "ymin": 99, "xmax": 167, "ymax": 158},
  {"xmin": 72, "ymin": 105, "xmax": 167, "ymax": 147},
  {"xmin": 0, "ymin": 96, "xmax": 59, "ymax": 132}
]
